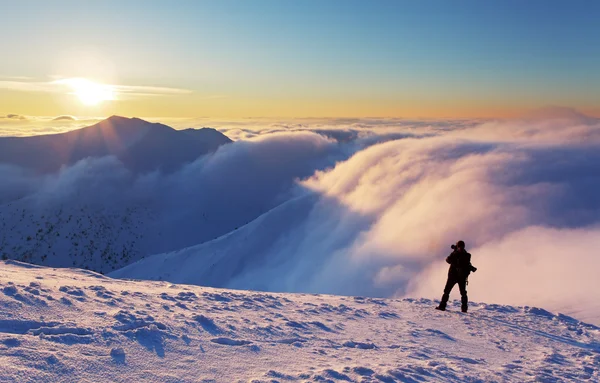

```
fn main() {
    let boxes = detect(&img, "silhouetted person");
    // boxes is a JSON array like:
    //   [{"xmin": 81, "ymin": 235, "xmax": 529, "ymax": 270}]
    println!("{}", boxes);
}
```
[{"xmin": 435, "ymin": 240, "xmax": 477, "ymax": 313}]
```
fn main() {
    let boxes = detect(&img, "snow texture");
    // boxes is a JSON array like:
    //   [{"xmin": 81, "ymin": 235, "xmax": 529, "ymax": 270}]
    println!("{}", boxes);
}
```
[{"xmin": 1, "ymin": 260, "xmax": 598, "ymax": 382}]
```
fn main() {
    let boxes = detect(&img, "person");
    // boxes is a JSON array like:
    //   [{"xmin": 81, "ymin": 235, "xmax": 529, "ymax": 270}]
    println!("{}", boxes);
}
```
[{"xmin": 435, "ymin": 240, "xmax": 477, "ymax": 313}]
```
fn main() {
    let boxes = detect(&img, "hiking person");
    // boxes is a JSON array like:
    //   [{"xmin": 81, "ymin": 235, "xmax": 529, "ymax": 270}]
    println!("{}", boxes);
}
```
[{"xmin": 435, "ymin": 240, "xmax": 477, "ymax": 313}]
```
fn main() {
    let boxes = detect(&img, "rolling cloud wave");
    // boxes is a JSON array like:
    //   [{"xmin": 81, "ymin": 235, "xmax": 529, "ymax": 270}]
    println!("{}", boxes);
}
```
[{"xmin": 2, "ymin": 112, "xmax": 600, "ymax": 323}]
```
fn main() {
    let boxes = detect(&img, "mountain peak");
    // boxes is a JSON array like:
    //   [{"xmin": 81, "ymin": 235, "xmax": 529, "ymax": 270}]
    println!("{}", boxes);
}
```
[
  {"xmin": 0, "ymin": 116, "xmax": 231, "ymax": 174},
  {"xmin": 104, "ymin": 115, "xmax": 132, "ymax": 122},
  {"xmin": 102, "ymin": 115, "xmax": 148, "ymax": 125}
]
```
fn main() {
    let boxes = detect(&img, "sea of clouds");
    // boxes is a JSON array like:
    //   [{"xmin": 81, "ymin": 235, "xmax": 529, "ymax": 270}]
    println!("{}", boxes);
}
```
[{"xmin": 1, "ymin": 108, "xmax": 599, "ymax": 323}]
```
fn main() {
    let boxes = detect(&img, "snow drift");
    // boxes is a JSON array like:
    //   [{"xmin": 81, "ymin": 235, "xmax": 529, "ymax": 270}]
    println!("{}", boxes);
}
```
[{"xmin": 1, "ymin": 260, "xmax": 599, "ymax": 382}]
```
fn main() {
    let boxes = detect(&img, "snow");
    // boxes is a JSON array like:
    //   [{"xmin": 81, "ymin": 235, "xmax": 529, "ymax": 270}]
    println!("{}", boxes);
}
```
[
  {"xmin": 1, "ymin": 260, "xmax": 598, "ymax": 382},
  {"xmin": 109, "ymin": 194, "xmax": 323, "ymax": 290}
]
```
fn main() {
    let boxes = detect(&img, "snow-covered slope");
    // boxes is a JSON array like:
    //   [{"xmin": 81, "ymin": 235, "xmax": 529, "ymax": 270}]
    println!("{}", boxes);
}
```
[
  {"xmin": 1, "ymin": 260, "xmax": 598, "ymax": 382},
  {"xmin": 0, "ymin": 197, "xmax": 156, "ymax": 272},
  {"xmin": 110, "ymin": 193, "xmax": 327, "ymax": 291}
]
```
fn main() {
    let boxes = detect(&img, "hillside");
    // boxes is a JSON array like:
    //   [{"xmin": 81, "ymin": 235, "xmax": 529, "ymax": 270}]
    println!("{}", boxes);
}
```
[
  {"xmin": 1, "ymin": 260, "xmax": 598, "ymax": 382},
  {"xmin": 110, "ymin": 193, "xmax": 330, "ymax": 290},
  {"xmin": 0, "ymin": 200, "xmax": 157, "ymax": 272}
]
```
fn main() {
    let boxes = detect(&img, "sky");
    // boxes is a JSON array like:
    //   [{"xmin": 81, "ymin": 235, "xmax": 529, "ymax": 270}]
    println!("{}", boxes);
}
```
[{"xmin": 1, "ymin": 0, "xmax": 599, "ymax": 119}]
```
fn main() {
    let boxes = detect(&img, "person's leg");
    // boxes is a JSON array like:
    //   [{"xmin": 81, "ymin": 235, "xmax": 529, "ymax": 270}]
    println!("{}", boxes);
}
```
[
  {"xmin": 458, "ymin": 278, "xmax": 468, "ymax": 312},
  {"xmin": 438, "ymin": 277, "xmax": 456, "ymax": 310}
]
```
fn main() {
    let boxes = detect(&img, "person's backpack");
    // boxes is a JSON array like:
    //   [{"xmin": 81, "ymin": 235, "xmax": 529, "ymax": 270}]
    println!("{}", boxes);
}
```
[{"xmin": 454, "ymin": 251, "xmax": 472, "ymax": 277}]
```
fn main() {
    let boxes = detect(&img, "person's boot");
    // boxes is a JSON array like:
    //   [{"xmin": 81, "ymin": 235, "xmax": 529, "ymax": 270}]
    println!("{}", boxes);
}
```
[
  {"xmin": 436, "ymin": 298, "xmax": 448, "ymax": 311},
  {"xmin": 436, "ymin": 293, "xmax": 449, "ymax": 311},
  {"xmin": 461, "ymin": 295, "xmax": 468, "ymax": 313}
]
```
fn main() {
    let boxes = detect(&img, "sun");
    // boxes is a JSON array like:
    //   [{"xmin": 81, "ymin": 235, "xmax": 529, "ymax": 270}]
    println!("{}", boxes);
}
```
[{"xmin": 57, "ymin": 78, "xmax": 116, "ymax": 106}]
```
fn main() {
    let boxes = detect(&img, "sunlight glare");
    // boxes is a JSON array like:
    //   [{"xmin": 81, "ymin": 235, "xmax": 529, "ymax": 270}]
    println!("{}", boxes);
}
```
[{"xmin": 57, "ymin": 78, "xmax": 116, "ymax": 106}]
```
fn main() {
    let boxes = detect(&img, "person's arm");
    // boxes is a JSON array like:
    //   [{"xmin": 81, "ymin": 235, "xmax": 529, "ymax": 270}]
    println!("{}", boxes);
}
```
[{"xmin": 446, "ymin": 252, "xmax": 455, "ymax": 264}]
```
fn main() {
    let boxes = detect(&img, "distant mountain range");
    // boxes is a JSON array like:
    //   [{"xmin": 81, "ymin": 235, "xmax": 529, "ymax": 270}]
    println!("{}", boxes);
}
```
[
  {"xmin": 520, "ymin": 106, "xmax": 598, "ymax": 124},
  {"xmin": 0, "ymin": 115, "xmax": 232, "ymax": 173}
]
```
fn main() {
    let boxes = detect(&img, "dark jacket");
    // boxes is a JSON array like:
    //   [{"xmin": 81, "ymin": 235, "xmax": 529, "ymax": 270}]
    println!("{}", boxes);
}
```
[{"xmin": 446, "ymin": 249, "xmax": 476, "ymax": 279}]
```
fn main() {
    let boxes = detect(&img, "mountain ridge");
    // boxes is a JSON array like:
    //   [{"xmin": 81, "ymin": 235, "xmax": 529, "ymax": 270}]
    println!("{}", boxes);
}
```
[{"xmin": 0, "ymin": 115, "xmax": 232, "ymax": 174}]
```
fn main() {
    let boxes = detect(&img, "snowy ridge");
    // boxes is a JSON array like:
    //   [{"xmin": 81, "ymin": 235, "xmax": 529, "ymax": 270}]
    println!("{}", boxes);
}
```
[
  {"xmin": 109, "ymin": 193, "xmax": 322, "ymax": 290},
  {"xmin": 1, "ymin": 260, "xmax": 599, "ymax": 382}
]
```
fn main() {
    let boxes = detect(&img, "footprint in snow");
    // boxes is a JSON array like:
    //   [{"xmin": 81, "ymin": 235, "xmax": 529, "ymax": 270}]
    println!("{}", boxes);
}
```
[
  {"xmin": 110, "ymin": 347, "xmax": 126, "ymax": 364},
  {"xmin": 343, "ymin": 341, "xmax": 376, "ymax": 349},
  {"xmin": 58, "ymin": 286, "xmax": 86, "ymax": 300},
  {"xmin": 265, "ymin": 370, "xmax": 296, "ymax": 380},
  {"xmin": 210, "ymin": 337, "xmax": 252, "ymax": 346},
  {"xmin": 353, "ymin": 366, "xmax": 375, "ymax": 376},
  {"xmin": 323, "ymin": 369, "xmax": 353, "ymax": 381},
  {"xmin": 193, "ymin": 315, "xmax": 222, "ymax": 335}
]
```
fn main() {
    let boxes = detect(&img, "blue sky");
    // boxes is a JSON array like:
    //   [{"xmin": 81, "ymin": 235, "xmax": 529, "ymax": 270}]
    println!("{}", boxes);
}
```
[{"xmin": 1, "ymin": 0, "xmax": 598, "ymax": 117}]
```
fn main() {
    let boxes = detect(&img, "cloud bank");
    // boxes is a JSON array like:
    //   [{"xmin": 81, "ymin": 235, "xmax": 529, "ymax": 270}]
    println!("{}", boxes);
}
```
[
  {"xmin": 1, "ymin": 114, "xmax": 28, "ymax": 120},
  {"xmin": 52, "ymin": 115, "xmax": 78, "ymax": 121},
  {"xmin": 0, "ymin": 129, "xmax": 359, "ymax": 271},
  {"xmin": 2, "ymin": 111, "xmax": 600, "ymax": 324},
  {"xmin": 0, "ymin": 115, "xmax": 103, "ymax": 137},
  {"xmin": 299, "ymin": 115, "xmax": 600, "ymax": 323},
  {"xmin": 114, "ymin": 112, "xmax": 600, "ymax": 324}
]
